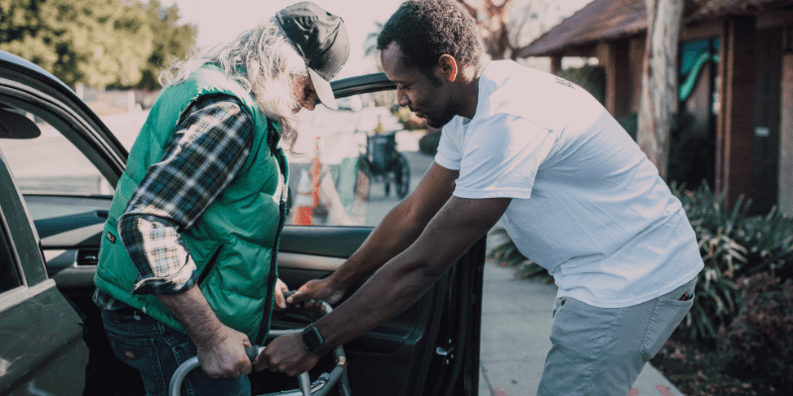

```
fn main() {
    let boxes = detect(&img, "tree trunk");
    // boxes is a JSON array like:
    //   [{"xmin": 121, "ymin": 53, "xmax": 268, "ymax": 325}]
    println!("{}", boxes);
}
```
[{"xmin": 636, "ymin": 0, "xmax": 684, "ymax": 180}]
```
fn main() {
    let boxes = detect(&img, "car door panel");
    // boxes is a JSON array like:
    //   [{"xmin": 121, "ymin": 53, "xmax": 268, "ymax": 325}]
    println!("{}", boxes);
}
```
[
  {"xmin": 0, "ymin": 151, "xmax": 89, "ymax": 396},
  {"xmin": 272, "ymin": 223, "xmax": 485, "ymax": 396},
  {"xmin": 0, "ymin": 282, "xmax": 89, "ymax": 396}
]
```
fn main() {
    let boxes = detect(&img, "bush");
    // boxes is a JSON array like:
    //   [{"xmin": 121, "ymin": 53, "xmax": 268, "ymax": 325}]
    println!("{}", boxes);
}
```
[
  {"xmin": 556, "ymin": 64, "xmax": 605, "ymax": 105},
  {"xmin": 718, "ymin": 272, "xmax": 793, "ymax": 393},
  {"xmin": 418, "ymin": 130, "xmax": 441, "ymax": 156}
]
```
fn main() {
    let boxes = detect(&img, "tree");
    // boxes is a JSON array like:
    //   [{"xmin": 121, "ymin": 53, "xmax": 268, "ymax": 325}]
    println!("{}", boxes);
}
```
[
  {"xmin": 0, "ymin": 0, "xmax": 195, "ymax": 89},
  {"xmin": 636, "ymin": 0, "xmax": 684, "ymax": 180},
  {"xmin": 363, "ymin": 20, "xmax": 384, "ymax": 59},
  {"xmin": 137, "ymin": 0, "xmax": 196, "ymax": 90},
  {"xmin": 455, "ymin": 0, "xmax": 540, "ymax": 60}
]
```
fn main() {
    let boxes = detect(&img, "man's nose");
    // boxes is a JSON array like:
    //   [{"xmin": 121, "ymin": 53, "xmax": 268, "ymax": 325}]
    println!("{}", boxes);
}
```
[{"xmin": 397, "ymin": 91, "xmax": 410, "ymax": 107}]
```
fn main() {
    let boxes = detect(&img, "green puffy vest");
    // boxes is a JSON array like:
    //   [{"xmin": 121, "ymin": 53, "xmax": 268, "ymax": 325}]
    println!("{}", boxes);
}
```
[{"xmin": 94, "ymin": 64, "xmax": 289, "ymax": 343}]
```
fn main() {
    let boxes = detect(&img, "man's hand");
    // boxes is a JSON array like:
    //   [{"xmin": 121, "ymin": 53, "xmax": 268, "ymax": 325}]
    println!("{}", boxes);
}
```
[
  {"xmin": 273, "ymin": 278, "xmax": 289, "ymax": 311},
  {"xmin": 286, "ymin": 278, "xmax": 346, "ymax": 312},
  {"xmin": 253, "ymin": 333, "xmax": 319, "ymax": 376},
  {"xmin": 195, "ymin": 324, "xmax": 253, "ymax": 378},
  {"xmin": 157, "ymin": 286, "xmax": 253, "ymax": 378}
]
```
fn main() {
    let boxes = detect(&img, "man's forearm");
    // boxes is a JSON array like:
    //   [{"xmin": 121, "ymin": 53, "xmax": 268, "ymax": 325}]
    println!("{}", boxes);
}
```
[
  {"xmin": 316, "ymin": 196, "xmax": 511, "ymax": 348},
  {"xmin": 330, "ymin": 201, "xmax": 427, "ymax": 288},
  {"xmin": 329, "ymin": 163, "xmax": 459, "ymax": 289},
  {"xmin": 157, "ymin": 285, "xmax": 224, "ymax": 348}
]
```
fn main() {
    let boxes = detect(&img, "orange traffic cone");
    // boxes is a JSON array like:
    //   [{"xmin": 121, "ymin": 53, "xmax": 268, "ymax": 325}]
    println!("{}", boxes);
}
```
[
  {"xmin": 291, "ymin": 169, "xmax": 314, "ymax": 225},
  {"xmin": 311, "ymin": 136, "xmax": 322, "ymax": 208}
]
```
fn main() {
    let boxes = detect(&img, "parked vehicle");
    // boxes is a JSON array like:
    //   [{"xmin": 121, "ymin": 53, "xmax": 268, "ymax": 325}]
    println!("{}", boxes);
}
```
[{"xmin": 0, "ymin": 50, "xmax": 485, "ymax": 396}]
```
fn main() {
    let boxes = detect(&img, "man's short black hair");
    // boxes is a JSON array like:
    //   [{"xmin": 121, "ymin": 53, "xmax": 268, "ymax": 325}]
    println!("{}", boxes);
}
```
[{"xmin": 377, "ymin": 0, "xmax": 483, "ymax": 84}]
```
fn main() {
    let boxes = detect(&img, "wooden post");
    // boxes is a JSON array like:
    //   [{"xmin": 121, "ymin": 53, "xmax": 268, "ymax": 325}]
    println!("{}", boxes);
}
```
[
  {"xmin": 550, "ymin": 55, "xmax": 562, "ymax": 75},
  {"xmin": 779, "ymin": 26, "xmax": 793, "ymax": 215},
  {"xmin": 715, "ymin": 16, "xmax": 756, "ymax": 208}
]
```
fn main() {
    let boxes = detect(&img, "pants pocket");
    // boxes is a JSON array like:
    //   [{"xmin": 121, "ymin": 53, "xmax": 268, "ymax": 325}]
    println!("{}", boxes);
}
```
[
  {"xmin": 104, "ymin": 328, "xmax": 167, "ymax": 395},
  {"xmin": 639, "ymin": 279, "xmax": 696, "ymax": 360}
]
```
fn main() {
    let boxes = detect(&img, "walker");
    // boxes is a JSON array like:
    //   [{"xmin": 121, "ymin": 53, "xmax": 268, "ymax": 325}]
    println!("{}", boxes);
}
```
[{"xmin": 169, "ymin": 294, "xmax": 351, "ymax": 396}]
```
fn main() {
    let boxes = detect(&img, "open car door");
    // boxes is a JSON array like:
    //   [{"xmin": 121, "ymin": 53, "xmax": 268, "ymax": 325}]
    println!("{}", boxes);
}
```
[{"xmin": 0, "ymin": 51, "xmax": 484, "ymax": 396}]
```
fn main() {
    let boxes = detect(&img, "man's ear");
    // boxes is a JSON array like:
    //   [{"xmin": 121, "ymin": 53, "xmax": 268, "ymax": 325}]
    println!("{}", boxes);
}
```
[{"xmin": 437, "ymin": 54, "xmax": 458, "ymax": 83}]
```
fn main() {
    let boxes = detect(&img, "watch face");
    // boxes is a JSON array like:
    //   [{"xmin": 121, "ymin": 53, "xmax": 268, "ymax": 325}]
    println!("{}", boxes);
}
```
[{"xmin": 302, "ymin": 325, "xmax": 329, "ymax": 356}]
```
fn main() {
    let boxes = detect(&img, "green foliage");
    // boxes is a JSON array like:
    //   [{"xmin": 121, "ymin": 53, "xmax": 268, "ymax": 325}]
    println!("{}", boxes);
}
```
[
  {"xmin": 0, "ymin": 0, "xmax": 195, "ymax": 89},
  {"xmin": 136, "ymin": 0, "xmax": 196, "ymax": 90},
  {"xmin": 418, "ymin": 130, "xmax": 441, "ymax": 156},
  {"xmin": 718, "ymin": 273, "xmax": 793, "ymax": 393},
  {"xmin": 555, "ymin": 64, "xmax": 605, "ymax": 105}
]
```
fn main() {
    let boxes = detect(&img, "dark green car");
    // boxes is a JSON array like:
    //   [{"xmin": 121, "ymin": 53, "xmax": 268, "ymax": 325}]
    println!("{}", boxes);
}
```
[{"xmin": 0, "ymin": 49, "xmax": 485, "ymax": 396}]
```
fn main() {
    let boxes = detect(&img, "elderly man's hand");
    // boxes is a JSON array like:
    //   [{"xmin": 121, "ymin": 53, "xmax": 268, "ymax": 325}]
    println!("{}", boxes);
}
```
[
  {"xmin": 253, "ymin": 333, "xmax": 319, "ymax": 377},
  {"xmin": 196, "ymin": 324, "xmax": 253, "ymax": 378},
  {"xmin": 273, "ymin": 278, "xmax": 289, "ymax": 311}
]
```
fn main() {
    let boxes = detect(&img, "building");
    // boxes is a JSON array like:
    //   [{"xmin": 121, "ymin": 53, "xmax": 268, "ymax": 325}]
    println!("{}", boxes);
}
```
[{"xmin": 518, "ymin": 0, "xmax": 793, "ymax": 214}]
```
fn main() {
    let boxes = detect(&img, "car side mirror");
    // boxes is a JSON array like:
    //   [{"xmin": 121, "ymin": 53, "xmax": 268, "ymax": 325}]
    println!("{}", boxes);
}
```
[{"xmin": 0, "ymin": 108, "xmax": 41, "ymax": 139}]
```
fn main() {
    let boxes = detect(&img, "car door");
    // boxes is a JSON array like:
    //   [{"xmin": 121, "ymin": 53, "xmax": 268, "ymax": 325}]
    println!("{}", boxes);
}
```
[
  {"xmin": 0, "ymin": 117, "xmax": 89, "ymax": 395},
  {"xmin": 263, "ymin": 73, "xmax": 485, "ymax": 396},
  {"xmin": 0, "ymin": 49, "xmax": 484, "ymax": 396}
]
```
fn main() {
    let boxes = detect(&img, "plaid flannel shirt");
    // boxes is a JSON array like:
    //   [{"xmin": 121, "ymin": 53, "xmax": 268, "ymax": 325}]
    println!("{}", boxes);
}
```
[{"xmin": 93, "ymin": 95, "xmax": 253, "ymax": 310}]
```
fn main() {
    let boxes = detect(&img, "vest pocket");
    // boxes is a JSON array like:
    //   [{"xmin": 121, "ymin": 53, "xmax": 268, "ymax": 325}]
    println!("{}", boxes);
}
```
[{"xmin": 196, "ymin": 243, "xmax": 224, "ymax": 286}]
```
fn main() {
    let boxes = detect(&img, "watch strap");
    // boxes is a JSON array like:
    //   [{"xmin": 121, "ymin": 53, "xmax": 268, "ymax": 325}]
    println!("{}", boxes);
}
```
[{"xmin": 302, "ymin": 323, "xmax": 330, "ymax": 357}]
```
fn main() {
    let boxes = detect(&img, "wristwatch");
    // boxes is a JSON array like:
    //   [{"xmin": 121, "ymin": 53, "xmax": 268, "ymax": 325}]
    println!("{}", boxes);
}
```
[{"xmin": 302, "ymin": 323, "xmax": 330, "ymax": 357}]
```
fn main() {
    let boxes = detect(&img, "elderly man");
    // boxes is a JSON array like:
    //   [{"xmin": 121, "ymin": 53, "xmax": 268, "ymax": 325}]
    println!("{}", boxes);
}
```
[{"xmin": 93, "ymin": 3, "xmax": 349, "ymax": 395}]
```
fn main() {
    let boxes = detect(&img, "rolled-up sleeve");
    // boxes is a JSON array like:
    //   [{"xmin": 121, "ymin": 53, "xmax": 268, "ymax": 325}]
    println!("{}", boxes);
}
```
[{"xmin": 117, "ymin": 95, "xmax": 253, "ymax": 295}]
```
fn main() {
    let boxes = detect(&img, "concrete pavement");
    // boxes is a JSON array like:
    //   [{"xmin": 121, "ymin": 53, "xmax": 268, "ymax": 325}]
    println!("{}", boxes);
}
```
[{"xmin": 478, "ymin": 253, "xmax": 686, "ymax": 396}]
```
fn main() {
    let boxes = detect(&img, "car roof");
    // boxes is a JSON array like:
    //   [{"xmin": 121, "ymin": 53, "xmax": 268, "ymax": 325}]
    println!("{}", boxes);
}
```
[{"xmin": 0, "ymin": 50, "xmax": 74, "ymax": 92}]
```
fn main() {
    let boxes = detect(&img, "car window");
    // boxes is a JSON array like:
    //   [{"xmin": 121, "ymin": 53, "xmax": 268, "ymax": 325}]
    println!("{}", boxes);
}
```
[
  {"xmin": 286, "ymin": 89, "xmax": 434, "ymax": 227},
  {"xmin": 0, "ymin": 209, "xmax": 23, "ymax": 293},
  {"xmin": 0, "ymin": 107, "xmax": 113, "ymax": 196}
]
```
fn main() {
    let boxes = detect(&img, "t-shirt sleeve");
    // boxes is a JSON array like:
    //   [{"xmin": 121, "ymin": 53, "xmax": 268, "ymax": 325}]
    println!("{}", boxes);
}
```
[
  {"xmin": 453, "ymin": 114, "xmax": 556, "ymax": 199},
  {"xmin": 433, "ymin": 124, "xmax": 463, "ymax": 171}
]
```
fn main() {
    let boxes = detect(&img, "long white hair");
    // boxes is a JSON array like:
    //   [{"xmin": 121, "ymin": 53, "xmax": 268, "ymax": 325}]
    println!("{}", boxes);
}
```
[{"xmin": 159, "ymin": 18, "xmax": 307, "ymax": 149}]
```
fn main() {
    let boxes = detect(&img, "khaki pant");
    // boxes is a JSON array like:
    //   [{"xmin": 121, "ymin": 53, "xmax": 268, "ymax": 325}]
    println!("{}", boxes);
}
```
[{"xmin": 537, "ymin": 276, "xmax": 697, "ymax": 396}]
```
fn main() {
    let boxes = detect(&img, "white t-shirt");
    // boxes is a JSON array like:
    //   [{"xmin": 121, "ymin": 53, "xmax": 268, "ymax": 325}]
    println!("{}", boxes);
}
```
[{"xmin": 434, "ymin": 60, "xmax": 703, "ymax": 308}]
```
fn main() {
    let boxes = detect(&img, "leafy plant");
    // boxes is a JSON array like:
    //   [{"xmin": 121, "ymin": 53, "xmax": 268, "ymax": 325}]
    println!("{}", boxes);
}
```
[
  {"xmin": 718, "ymin": 272, "xmax": 793, "ymax": 393},
  {"xmin": 418, "ymin": 130, "xmax": 441, "ymax": 156}
]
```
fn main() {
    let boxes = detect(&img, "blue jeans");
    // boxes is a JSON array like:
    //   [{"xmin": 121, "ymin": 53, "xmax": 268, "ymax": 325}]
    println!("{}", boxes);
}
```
[
  {"xmin": 537, "ymin": 276, "xmax": 697, "ymax": 396},
  {"xmin": 101, "ymin": 308, "xmax": 251, "ymax": 396}
]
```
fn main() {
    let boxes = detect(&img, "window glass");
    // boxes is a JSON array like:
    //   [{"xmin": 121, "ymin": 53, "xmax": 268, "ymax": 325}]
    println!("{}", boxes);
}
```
[
  {"xmin": 286, "ymin": 90, "xmax": 434, "ymax": 226},
  {"xmin": 0, "ymin": 108, "xmax": 113, "ymax": 196},
  {"xmin": 0, "ymin": 213, "xmax": 23, "ymax": 293}
]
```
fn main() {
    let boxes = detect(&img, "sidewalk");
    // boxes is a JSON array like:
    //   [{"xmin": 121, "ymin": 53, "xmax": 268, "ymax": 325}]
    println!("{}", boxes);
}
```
[{"xmin": 478, "ymin": 258, "xmax": 686, "ymax": 396}]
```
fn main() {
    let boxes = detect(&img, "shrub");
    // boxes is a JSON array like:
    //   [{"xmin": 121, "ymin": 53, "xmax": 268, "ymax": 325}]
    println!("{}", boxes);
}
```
[
  {"xmin": 718, "ymin": 272, "xmax": 793, "ymax": 393},
  {"xmin": 556, "ymin": 64, "xmax": 605, "ymax": 105},
  {"xmin": 418, "ymin": 130, "xmax": 441, "ymax": 156}
]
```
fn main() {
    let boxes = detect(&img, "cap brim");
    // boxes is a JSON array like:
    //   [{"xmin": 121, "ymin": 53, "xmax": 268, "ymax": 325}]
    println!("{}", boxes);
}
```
[{"xmin": 308, "ymin": 68, "xmax": 337, "ymax": 110}]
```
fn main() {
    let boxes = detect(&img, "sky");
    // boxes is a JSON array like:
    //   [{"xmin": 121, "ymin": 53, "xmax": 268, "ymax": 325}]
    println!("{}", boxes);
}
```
[{"xmin": 167, "ymin": 0, "xmax": 406, "ymax": 77}]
